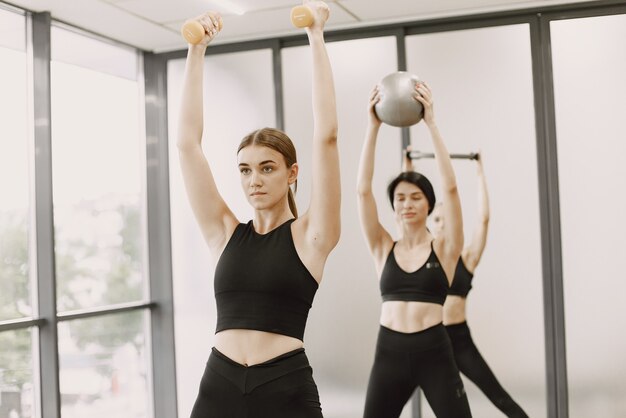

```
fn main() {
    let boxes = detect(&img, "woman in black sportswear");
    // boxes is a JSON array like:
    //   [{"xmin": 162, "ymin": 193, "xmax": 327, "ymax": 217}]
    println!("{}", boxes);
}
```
[
  {"xmin": 422, "ymin": 153, "xmax": 529, "ymax": 418},
  {"xmin": 177, "ymin": 2, "xmax": 339, "ymax": 417},
  {"xmin": 357, "ymin": 83, "xmax": 472, "ymax": 418}
]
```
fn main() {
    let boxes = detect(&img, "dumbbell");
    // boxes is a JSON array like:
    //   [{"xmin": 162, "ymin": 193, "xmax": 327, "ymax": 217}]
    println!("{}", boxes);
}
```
[
  {"xmin": 291, "ymin": 5, "xmax": 313, "ymax": 28},
  {"xmin": 181, "ymin": 14, "xmax": 223, "ymax": 45}
]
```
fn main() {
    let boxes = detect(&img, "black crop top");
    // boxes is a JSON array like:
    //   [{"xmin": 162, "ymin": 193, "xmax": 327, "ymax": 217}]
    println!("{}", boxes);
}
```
[
  {"xmin": 379, "ymin": 242, "xmax": 449, "ymax": 305},
  {"xmin": 448, "ymin": 257, "xmax": 473, "ymax": 297},
  {"xmin": 213, "ymin": 219, "xmax": 318, "ymax": 341}
]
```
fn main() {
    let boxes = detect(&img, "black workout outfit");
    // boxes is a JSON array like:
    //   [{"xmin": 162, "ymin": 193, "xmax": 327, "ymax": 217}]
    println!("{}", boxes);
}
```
[
  {"xmin": 446, "ymin": 259, "xmax": 529, "ymax": 418},
  {"xmin": 364, "ymin": 242, "xmax": 472, "ymax": 418},
  {"xmin": 190, "ymin": 219, "xmax": 323, "ymax": 418}
]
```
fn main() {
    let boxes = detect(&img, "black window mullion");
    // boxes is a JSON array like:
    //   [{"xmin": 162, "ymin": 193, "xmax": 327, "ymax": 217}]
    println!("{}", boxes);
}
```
[
  {"xmin": 529, "ymin": 14, "xmax": 569, "ymax": 418},
  {"xmin": 30, "ymin": 11, "xmax": 61, "ymax": 418},
  {"xmin": 144, "ymin": 51, "xmax": 178, "ymax": 418}
]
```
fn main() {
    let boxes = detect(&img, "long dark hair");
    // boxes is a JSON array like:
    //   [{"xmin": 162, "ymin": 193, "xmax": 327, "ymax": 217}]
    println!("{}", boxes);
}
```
[{"xmin": 238, "ymin": 128, "xmax": 298, "ymax": 218}]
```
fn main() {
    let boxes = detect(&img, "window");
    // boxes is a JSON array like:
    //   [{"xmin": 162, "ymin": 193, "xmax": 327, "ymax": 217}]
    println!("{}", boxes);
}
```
[
  {"xmin": 1, "ymin": 13, "xmax": 154, "ymax": 418},
  {"xmin": 51, "ymin": 25, "xmax": 145, "ymax": 313},
  {"xmin": 552, "ymin": 14, "xmax": 626, "ymax": 417},
  {"xmin": 0, "ymin": 7, "xmax": 35, "ymax": 418},
  {"xmin": 0, "ymin": 7, "xmax": 30, "ymax": 323},
  {"xmin": 49, "ymin": 24, "xmax": 152, "ymax": 417}
]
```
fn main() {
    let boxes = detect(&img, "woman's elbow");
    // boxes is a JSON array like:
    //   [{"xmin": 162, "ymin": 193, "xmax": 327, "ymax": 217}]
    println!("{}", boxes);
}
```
[
  {"xmin": 320, "ymin": 122, "xmax": 338, "ymax": 144},
  {"xmin": 356, "ymin": 185, "xmax": 373, "ymax": 198},
  {"xmin": 176, "ymin": 139, "xmax": 196, "ymax": 153},
  {"xmin": 324, "ymin": 131, "xmax": 338, "ymax": 144},
  {"xmin": 444, "ymin": 183, "xmax": 459, "ymax": 196}
]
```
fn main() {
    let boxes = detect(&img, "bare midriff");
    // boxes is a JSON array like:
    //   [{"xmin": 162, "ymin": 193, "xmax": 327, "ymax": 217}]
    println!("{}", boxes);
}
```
[
  {"xmin": 380, "ymin": 301, "xmax": 443, "ymax": 333},
  {"xmin": 443, "ymin": 295, "xmax": 467, "ymax": 325},
  {"xmin": 214, "ymin": 329, "xmax": 304, "ymax": 366}
]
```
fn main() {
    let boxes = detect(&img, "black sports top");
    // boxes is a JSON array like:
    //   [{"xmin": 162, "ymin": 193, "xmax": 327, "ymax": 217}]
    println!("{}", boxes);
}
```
[
  {"xmin": 448, "ymin": 257, "xmax": 473, "ymax": 297},
  {"xmin": 213, "ymin": 219, "xmax": 318, "ymax": 341},
  {"xmin": 379, "ymin": 241, "xmax": 449, "ymax": 305}
]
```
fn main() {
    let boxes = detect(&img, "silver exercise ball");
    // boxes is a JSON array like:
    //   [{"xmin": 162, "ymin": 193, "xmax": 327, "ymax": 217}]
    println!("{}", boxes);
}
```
[{"xmin": 374, "ymin": 71, "xmax": 424, "ymax": 127}]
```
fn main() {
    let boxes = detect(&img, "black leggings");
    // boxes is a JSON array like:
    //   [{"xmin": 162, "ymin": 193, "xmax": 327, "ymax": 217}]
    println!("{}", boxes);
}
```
[
  {"xmin": 190, "ymin": 347, "xmax": 323, "ymax": 418},
  {"xmin": 446, "ymin": 322, "xmax": 528, "ymax": 418},
  {"xmin": 364, "ymin": 323, "xmax": 472, "ymax": 418}
]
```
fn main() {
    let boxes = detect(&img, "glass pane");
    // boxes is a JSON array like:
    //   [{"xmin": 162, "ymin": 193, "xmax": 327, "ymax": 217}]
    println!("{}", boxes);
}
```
[
  {"xmin": 0, "ymin": 13, "xmax": 31, "ymax": 321},
  {"xmin": 282, "ymin": 36, "xmax": 402, "ymax": 417},
  {"xmin": 167, "ymin": 48, "xmax": 276, "ymax": 418},
  {"xmin": 51, "ymin": 25, "xmax": 138, "ymax": 81},
  {"xmin": 551, "ymin": 13, "xmax": 626, "ymax": 418},
  {"xmin": 0, "ymin": 328, "xmax": 36, "ymax": 418},
  {"xmin": 51, "ymin": 27, "xmax": 146, "ymax": 312},
  {"xmin": 58, "ymin": 311, "xmax": 150, "ymax": 418},
  {"xmin": 0, "ymin": 7, "xmax": 25, "ymax": 52},
  {"xmin": 406, "ymin": 25, "xmax": 546, "ymax": 417}
]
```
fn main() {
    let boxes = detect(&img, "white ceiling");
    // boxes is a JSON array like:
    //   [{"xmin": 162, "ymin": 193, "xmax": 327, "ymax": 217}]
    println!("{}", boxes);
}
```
[{"xmin": 6, "ymin": 0, "xmax": 597, "ymax": 52}]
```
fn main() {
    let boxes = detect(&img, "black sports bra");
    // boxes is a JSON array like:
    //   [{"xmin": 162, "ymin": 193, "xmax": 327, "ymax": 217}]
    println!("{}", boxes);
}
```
[
  {"xmin": 213, "ymin": 219, "xmax": 318, "ymax": 341},
  {"xmin": 379, "ymin": 241, "xmax": 449, "ymax": 305},
  {"xmin": 448, "ymin": 257, "xmax": 473, "ymax": 297}
]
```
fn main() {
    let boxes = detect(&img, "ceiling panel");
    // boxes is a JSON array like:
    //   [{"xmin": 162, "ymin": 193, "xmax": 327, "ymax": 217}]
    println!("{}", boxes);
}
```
[
  {"xmin": 5, "ymin": 0, "xmax": 54, "ymax": 12},
  {"xmin": 5, "ymin": 0, "xmax": 605, "ymax": 52},
  {"xmin": 234, "ymin": 0, "xmax": 303, "ymax": 11},
  {"xmin": 340, "ymin": 0, "xmax": 588, "ymax": 23},
  {"xmin": 340, "ymin": 0, "xmax": 536, "ymax": 20},
  {"xmin": 165, "ymin": 3, "xmax": 357, "ymax": 48},
  {"xmin": 44, "ymin": 0, "xmax": 180, "ymax": 50},
  {"xmin": 110, "ymin": 0, "xmax": 302, "ymax": 22},
  {"xmin": 111, "ymin": 0, "xmax": 238, "ymax": 24}
]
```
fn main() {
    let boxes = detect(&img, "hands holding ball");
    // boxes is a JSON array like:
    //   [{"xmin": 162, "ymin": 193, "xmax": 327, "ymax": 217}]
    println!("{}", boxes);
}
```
[{"xmin": 371, "ymin": 72, "xmax": 434, "ymax": 128}]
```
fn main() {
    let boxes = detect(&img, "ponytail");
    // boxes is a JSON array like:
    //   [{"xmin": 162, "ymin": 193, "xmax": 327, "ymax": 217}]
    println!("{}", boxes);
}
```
[{"xmin": 288, "ymin": 180, "xmax": 298, "ymax": 218}]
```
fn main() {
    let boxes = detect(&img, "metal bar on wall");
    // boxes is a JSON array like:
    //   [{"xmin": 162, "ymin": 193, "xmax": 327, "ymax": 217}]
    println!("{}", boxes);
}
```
[
  {"xmin": 272, "ymin": 39, "xmax": 285, "ymax": 131},
  {"xmin": 30, "ymin": 11, "xmax": 61, "ymax": 418},
  {"xmin": 529, "ymin": 13, "xmax": 569, "ymax": 418},
  {"xmin": 144, "ymin": 51, "xmax": 179, "ymax": 418}
]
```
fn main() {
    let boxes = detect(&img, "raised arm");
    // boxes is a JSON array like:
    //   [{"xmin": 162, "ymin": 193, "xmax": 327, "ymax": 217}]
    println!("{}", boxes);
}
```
[
  {"xmin": 177, "ymin": 12, "xmax": 238, "ymax": 254},
  {"xmin": 416, "ymin": 83, "xmax": 463, "ymax": 277},
  {"xmin": 301, "ymin": 0, "xmax": 340, "ymax": 255},
  {"xmin": 462, "ymin": 153, "xmax": 490, "ymax": 272},
  {"xmin": 357, "ymin": 86, "xmax": 393, "ymax": 266}
]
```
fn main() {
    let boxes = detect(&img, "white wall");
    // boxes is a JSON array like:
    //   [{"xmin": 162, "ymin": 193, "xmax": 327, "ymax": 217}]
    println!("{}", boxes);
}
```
[
  {"xmin": 167, "ymin": 49, "xmax": 275, "ymax": 418},
  {"xmin": 405, "ymin": 24, "xmax": 546, "ymax": 417},
  {"xmin": 551, "ymin": 13, "xmax": 626, "ymax": 418}
]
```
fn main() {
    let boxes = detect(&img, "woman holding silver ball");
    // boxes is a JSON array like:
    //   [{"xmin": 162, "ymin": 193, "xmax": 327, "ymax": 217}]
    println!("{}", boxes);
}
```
[{"xmin": 357, "ymin": 80, "xmax": 472, "ymax": 418}]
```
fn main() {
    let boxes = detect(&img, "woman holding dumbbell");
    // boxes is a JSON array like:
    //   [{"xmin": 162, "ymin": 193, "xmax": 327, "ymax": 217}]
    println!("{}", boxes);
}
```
[
  {"xmin": 421, "ymin": 154, "xmax": 529, "ymax": 418},
  {"xmin": 357, "ymin": 83, "xmax": 472, "ymax": 418},
  {"xmin": 178, "ymin": 2, "xmax": 339, "ymax": 417}
]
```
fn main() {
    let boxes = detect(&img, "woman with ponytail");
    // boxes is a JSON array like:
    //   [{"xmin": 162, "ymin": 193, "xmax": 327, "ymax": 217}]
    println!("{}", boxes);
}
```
[{"xmin": 177, "ymin": 2, "xmax": 339, "ymax": 417}]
